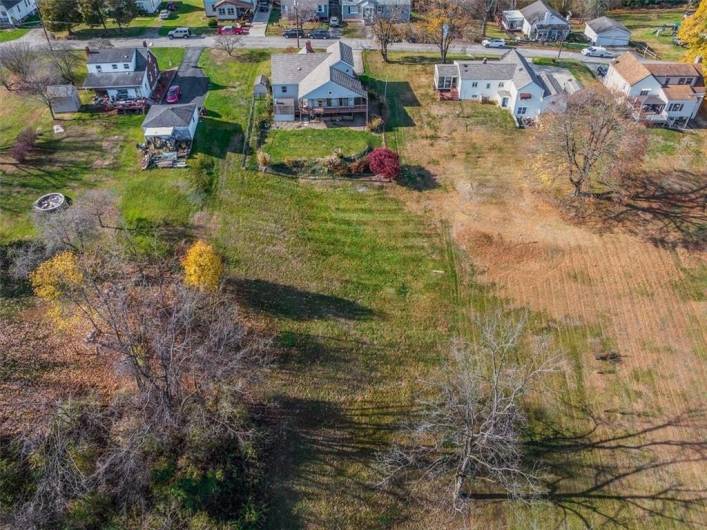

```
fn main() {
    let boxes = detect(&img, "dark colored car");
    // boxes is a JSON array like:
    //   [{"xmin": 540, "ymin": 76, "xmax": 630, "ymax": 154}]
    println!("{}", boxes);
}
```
[
  {"xmin": 283, "ymin": 28, "xmax": 305, "ymax": 38},
  {"xmin": 165, "ymin": 85, "xmax": 181, "ymax": 103},
  {"xmin": 308, "ymin": 29, "xmax": 330, "ymax": 39}
]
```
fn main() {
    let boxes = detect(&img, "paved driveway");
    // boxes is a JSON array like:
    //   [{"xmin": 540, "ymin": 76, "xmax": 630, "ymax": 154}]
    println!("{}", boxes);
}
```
[{"xmin": 170, "ymin": 47, "xmax": 208, "ymax": 107}]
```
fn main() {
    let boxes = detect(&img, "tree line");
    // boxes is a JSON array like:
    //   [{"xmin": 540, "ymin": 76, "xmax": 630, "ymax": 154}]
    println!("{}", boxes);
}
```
[{"xmin": 38, "ymin": 0, "xmax": 140, "ymax": 35}]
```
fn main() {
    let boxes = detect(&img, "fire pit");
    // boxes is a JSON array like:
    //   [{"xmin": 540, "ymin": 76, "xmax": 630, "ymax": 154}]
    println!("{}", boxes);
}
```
[{"xmin": 33, "ymin": 193, "xmax": 67, "ymax": 213}]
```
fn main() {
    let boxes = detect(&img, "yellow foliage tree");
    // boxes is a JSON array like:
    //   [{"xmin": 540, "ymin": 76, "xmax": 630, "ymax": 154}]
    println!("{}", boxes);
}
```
[
  {"xmin": 182, "ymin": 240, "xmax": 224, "ymax": 292},
  {"xmin": 677, "ymin": 2, "xmax": 707, "ymax": 76},
  {"xmin": 30, "ymin": 251, "xmax": 83, "ymax": 300}
]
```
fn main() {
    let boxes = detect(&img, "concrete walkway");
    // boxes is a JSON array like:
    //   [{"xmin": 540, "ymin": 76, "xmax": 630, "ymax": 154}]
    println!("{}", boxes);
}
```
[{"xmin": 249, "ymin": 3, "xmax": 271, "ymax": 37}]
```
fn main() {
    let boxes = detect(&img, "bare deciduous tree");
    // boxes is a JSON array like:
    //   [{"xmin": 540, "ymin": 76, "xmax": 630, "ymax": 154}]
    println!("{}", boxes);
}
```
[
  {"xmin": 0, "ymin": 43, "xmax": 38, "ymax": 89},
  {"xmin": 370, "ymin": 8, "xmax": 404, "ymax": 62},
  {"xmin": 379, "ymin": 312, "xmax": 560, "ymax": 511},
  {"xmin": 535, "ymin": 88, "xmax": 646, "ymax": 197},
  {"xmin": 49, "ymin": 45, "xmax": 82, "ymax": 84},
  {"xmin": 215, "ymin": 34, "xmax": 243, "ymax": 56}
]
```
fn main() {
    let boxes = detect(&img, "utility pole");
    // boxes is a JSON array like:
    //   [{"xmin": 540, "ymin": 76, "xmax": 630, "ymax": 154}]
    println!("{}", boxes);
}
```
[
  {"xmin": 294, "ymin": 0, "xmax": 300, "ymax": 48},
  {"xmin": 35, "ymin": 1, "xmax": 54, "ymax": 51}
]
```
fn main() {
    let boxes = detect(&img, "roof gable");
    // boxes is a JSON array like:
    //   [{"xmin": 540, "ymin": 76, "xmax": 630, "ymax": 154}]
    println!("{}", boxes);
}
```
[
  {"xmin": 520, "ymin": 0, "xmax": 567, "ymax": 25},
  {"xmin": 586, "ymin": 16, "xmax": 629, "ymax": 34}
]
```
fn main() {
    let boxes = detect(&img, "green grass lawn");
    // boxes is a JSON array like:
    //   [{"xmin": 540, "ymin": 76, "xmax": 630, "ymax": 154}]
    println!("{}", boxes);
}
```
[
  {"xmin": 609, "ymin": 8, "xmax": 687, "ymax": 60},
  {"xmin": 0, "ymin": 27, "xmax": 30, "ymax": 43},
  {"xmin": 64, "ymin": 0, "xmax": 214, "ymax": 40},
  {"xmin": 150, "ymin": 47, "xmax": 186, "ymax": 69},
  {"xmin": 263, "ymin": 128, "xmax": 381, "ymax": 162}
]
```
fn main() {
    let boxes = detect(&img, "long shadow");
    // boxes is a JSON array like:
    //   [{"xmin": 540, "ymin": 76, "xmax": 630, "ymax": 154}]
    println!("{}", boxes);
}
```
[
  {"xmin": 192, "ymin": 118, "xmax": 243, "ymax": 158},
  {"xmin": 458, "ymin": 405, "xmax": 707, "ymax": 529},
  {"xmin": 582, "ymin": 170, "xmax": 707, "ymax": 250},
  {"xmin": 398, "ymin": 164, "xmax": 440, "ymax": 191},
  {"xmin": 259, "ymin": 395, "xmax": 416, "ymax": 530},
  {"xmin": 225, "ymin": 278, "xmax": 375, "ymax": 321},
  {"xmin": 361, "ymin": 77, "xmax": 417, "ymax": 129}
]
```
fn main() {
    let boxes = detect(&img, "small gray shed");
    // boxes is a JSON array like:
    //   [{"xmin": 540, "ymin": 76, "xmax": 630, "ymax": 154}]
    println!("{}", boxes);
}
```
[
  {"xmin": 47, "ymin": 85, "xmax": 81, "ymax": 114},
  {"xmin": 253, "ymin": 74, "xmax": 270, "ymax": 98}
]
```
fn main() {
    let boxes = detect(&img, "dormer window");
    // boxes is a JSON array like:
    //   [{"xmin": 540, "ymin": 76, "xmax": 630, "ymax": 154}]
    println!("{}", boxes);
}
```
[{"xmin": 677, "ymin": 77, "xmax": 687, "ymax": 85}]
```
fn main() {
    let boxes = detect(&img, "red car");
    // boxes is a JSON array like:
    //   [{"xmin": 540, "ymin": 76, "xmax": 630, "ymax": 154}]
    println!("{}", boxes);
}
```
[
  {"xmin": 217, "ymin": 24, "xmax": 248, "ymax": 35},
  {"xmin": 165, "ymin": 85, "xmax": 181, "ymax": 103}
]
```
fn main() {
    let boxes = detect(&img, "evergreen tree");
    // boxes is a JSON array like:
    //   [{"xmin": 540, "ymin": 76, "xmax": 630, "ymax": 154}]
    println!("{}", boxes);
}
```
[
  {"xmin": 106, "ymin": 0, "xmax": 138, "ymax": 29},
  {"xmin": 78, "ymin": 0, "xmax": 108, "ymax": 29}
]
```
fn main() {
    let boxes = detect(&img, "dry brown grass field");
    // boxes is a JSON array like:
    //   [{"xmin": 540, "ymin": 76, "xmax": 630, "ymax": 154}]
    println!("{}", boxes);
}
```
[{"xmin": 364, "ymin": 52, "xmax": 707, "ymax": 529}]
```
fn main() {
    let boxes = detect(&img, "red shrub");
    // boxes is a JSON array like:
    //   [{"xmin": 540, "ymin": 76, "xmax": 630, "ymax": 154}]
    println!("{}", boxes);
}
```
[{"xmin": 368, "ymin": 147, "xmax": 400, "ymax": 181}]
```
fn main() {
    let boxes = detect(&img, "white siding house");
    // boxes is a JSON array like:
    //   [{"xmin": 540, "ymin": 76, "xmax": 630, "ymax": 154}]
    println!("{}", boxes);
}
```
[
  {"xmin": 271, "ymin": 41, "xmax": 368, "ymax": 122},
  {"xmin": 433, "ymin": 50, "xmax": 572, "ymax": 124},
  {"xmin": 519, "ymin": 0, "xmax": 570, "ymax": 42},
  {"xmin": 0, "ymin": 0, "xmax": 36, "ymax": 27},
  {"xmin": 584, "ymin": 16, "xmax": 630, "ymax": 47},
  {"xmin": 603, "ymin": 52, "xmax": 705, "ymax": 128},
  {"xmin": 82, "ymin": 48, "xmax": 160, "ymax": 101},
  {"xmin": 135, "ymin": 0, "xmax": 161, "ymax": 14}
]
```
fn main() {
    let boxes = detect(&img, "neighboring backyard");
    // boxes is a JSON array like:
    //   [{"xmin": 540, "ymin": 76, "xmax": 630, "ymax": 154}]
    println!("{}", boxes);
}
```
[
  {"xmin": 1, "ymin": 41, "xmax": 705, "ymax": 530},
  {"xmin": 609, "ymin": 7, "xmax": 689, "ymax": 60}
]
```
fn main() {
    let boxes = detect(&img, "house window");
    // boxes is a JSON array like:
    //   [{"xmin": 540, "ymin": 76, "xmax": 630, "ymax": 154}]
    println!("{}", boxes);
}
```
[
  {"xmin": 123, "ymin": 63, "xmax": 129, "ymax": 69},
  {"xmin": 96, "ymin": 65, "xmax": 102, "ymax": 72},
  {"xmin": 112, "ymin": 64, "xmax": 118, "ymax": 70},
  {"xmin": 471, "ymin": 81, "xmax": 478, "ymax": 87},
  {"xmin": 218, "ymin": 7, "xmax": 225, "ymax": 14},
  {"xmin": 317, "ymin": 4, "xmax": 324, "ymax": 12},
  {"xmin": 668, "ymin": 103, "xmax": 684, "ymax": 112},
  {"xmin": 348, "ymin": 5, "xmax": 358, "ymax": 14},
  {"xmin": 677, "ymin": 77, "xmax": 687, "ymax": 85},
  {"xmin": 639, "ymin": 89, "xmax": 650, "ymax": 96},
  {"xmin": 439, "ymin": 76, "xmax": 456, "ymax": 89},
  {"xmin": 281, "ymin": 86, "xmax": 287, "ymax": 93},
  {"xmin": 227, "ymin": 7, "xmax": 235, "ymax": 14},
  {"xmin": 498, "ymin": 81, "xmax": 504, "ymax": 87},
  {"xmin": 339, "ymin": 97, "xmax": 348, "ymax": 106},
  {"xmin": 486, "ymin": 83, "xmax": 491, "ymax": 89},
  {"xmin": 116, "ymin": 88, "xmax": 129, "ymax": 100},
  {"xmin": 326, "ymin": 98, "xmax": 332, "ymax": 106},
  {"xmin": 517, "ymin": 107, "xmax": 527, "ymax": 115}
]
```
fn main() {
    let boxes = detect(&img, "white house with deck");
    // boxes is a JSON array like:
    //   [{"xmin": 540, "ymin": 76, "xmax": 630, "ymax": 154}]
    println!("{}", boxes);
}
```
[
  {"xmin": 433, "ymin": 50, "xmax": 574, "ymax": 123},
  {"xmin": 82, "ymin": 48, "xmax": 160, "ymax": 101},
  {"xmin": 271, "ymin": 41, "xmax": 368, "ymax": 122},
  {"xmin": 603, "ymin": 52, "xmax": 705, "ymax": 128}
]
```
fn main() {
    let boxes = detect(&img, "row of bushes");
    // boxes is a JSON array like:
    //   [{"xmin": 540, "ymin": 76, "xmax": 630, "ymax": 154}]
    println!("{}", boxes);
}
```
[{"xmin": 256, "ymin": 147, "xmax": 401, "ymax": 180}]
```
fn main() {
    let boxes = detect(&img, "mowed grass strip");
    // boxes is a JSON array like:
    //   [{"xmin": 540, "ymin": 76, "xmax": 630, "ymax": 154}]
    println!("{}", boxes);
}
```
[{"xmin": 263, "ymin": 128, "xmax": 381, "ymax": 162}]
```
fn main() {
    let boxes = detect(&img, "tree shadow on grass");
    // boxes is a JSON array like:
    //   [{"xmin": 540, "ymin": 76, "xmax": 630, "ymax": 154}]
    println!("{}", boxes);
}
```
[
  {"xmin": 259, "ymin": 395, "xmax": 416, "ymax": 530},
  {"xmin": 398, "ymin": 165, "xmax": 439, "ymax": 191},
  {"xmin": 575, "ymin": 170, "xmax": 707, "ymax": 250},
  {"xmin": 234, "ymin": 49, "xmax": 270, "ymax": 63},
  {"xmin": 225, "ymin": 278, "xmax": 376, "ymax": 321},
  {"xmin": 192, "ymin": 118, "xmax": 243, "ymax": 158},
  {"xmin": 458, "ymin": 405, "xmax": 707, "ymax": 529}
]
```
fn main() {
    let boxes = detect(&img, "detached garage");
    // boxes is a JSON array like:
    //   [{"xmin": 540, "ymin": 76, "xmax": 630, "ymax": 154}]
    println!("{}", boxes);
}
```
[{"xmin": 584, "ymin": 16, "xmax": 631, "ymax": 47}]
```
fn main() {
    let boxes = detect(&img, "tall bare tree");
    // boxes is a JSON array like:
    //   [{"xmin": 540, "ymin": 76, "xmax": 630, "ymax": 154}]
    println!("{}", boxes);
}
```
[
  {"xmin": 215, "ymin": 34, "xmax": 243, "ymax": 56},
  {"xmin": 535, "ymin": 88, "xmax": 646, "ymax": 197},
  {"xmin": 370, "ymin": 7, "xmax": 404, "ymax": 62},
  {"xmin": 379, "ymin": 312, "xmax": 560, "ymax": 511}
]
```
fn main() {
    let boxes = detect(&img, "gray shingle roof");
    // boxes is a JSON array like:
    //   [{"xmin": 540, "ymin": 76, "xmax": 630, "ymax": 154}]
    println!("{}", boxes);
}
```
[
  {"xmin": 83, "ymin": 71, "xmax": 146, "ymax": 89},
  {"xmin": 436, "ymin": 64, "xmax": 459, "ymax": 77},
  {"xmin": 499, "ymin": 49, "xmax": 546, "ymax": 94},
  {"xmin": 330, "ymin": 67, "xmax": 367, "ymax": 97},
  {"xmin": 586, "ymin": 16, "xmax": 629, "ymax": 34},
  {"xmin": 456, "ymin": 62, "xmax": 517, "ymax": 80},
  {"xmin": 86, "ymin": 48, "xmax": 138, "ymax": 65},
  {"xmin": 520, "ymin": 0, "xmax": 566, "ymax": 25},
  {"xmin": 142, "ymin": 104, "xmax": 196, "ymax": 129},
  {"xmin": 271, "ymin": 53, "xmax": 329, "ymax": 84}
]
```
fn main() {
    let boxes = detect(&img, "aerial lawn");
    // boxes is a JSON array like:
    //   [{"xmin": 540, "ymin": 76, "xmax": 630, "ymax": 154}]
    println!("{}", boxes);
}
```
[
  {"xmin": 532, "ymin": 57, "xmax": 597, "ymax": 86},
  {"xmin": 0, "ymin": 27, "xmax": 30, "ymax": 43},
  {"xmin": 263, "ymin": 128, "xmax": 381, "ymax": 162},
  {"xmin": 609, "ymin": 8, "xmax": 687, "ymax": 60},
  {"xmin": 151, "ymin": 47, "xmax": 186, "ymax": 70}
]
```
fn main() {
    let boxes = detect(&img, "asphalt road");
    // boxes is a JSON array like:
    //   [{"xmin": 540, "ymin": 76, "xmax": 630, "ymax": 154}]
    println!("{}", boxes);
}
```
[
  {"xmin": 10, "ymin": 28, "xmax": 617, "ymax": 65},
  {"xmin": 171, "ymin": 47, "xmax": 207, "ymax": 107}
]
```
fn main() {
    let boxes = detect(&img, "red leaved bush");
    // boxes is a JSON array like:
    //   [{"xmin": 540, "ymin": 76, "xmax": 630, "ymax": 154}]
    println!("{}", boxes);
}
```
[{"xmin": 368, "ymin": 147, "xmax": 400, "ymax": 181}]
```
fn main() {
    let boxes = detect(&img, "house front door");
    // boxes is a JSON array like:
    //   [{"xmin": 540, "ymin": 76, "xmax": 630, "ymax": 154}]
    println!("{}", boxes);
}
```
[{"xmin": 501, "ymin": 97, "xmax": 509, "ymax": 108}]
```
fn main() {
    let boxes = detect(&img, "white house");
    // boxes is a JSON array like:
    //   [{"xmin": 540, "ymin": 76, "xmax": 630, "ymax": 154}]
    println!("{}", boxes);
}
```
[
  {"xmin": 0, "ymin": 0, "xmax": 36, "ymax": 27},
  {"xmin": 204, "ymin": 0, "xmax": 253, "ymax": 18},
  {"xmin": 518, "ymin": 0, "xmax": 570, "ymax": 42},
  {"xmin": 135, "ymin": 0, "xmax": 161, "ymax": 14},
  {"xmin": 433, "ymin": 50, "xmax": 576, "ymax": 123},
  {"xmin": 281, "ymin": 0, "xmax": 410, "ymax": 23},
  {"xmin": 584, "ymin": 16, "xmax": 630, "ymax": 46},
  {"xmin": 501, "ymin": 9, "xmax": 524, "ymax": 31},
  {"xmin": 82, "ymin": 48, "xmax": 160, "ymax": 101},
  {"xmin": 142, "ymin": 104, "xmax": 200, "ymax": 141},
  {"xmin": 271, "ymin": 41, "xmax": 368, "ymax": 122},
  {"xmin": 603, "ymin": 52, "xmax": 705, "ymax": 128}
]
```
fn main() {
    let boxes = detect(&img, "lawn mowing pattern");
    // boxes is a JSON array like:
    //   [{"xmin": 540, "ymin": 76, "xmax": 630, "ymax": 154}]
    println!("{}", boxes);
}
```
[{"xmin": 263, "ymin": 128, "xmax": 381, "ymax": 162}]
